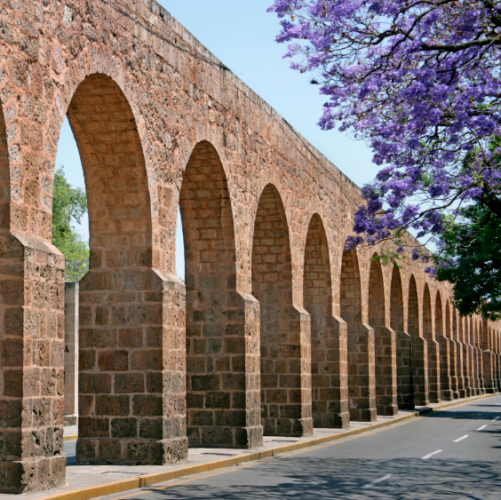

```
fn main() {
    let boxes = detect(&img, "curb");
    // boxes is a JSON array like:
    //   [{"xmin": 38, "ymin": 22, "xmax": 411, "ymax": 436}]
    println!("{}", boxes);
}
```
[
  {"xmin": 64, "ymin": 436, "xmax": 78, "ymax": 442},
  {"xmin": 42, "ymin": 392, "xmax": 498, "ymax": 500}
]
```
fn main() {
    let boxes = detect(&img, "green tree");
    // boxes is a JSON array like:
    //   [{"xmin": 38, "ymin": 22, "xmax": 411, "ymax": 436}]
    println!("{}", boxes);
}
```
[
  {"xmin": 434, "ymin": 203, "xmax": 501, "ymax": 321},
  {"xmin": 52, "ymin": 167, "xmax": 89, "ymax": 282}
]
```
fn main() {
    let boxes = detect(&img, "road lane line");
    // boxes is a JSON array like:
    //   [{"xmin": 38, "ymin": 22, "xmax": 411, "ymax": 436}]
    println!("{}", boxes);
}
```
[
  {"xmin": 422, "ymin": 450, "xmax": 443, "ymax": 460},
  {"xmin": 107, "ymin": 417, "xmax": 423, "ymax": 500},
  {"xmin": 454, "ymin": 435, "xmax": 469, "ymax": 442},
  {"xmin": 477, "ymin": 425, "xmax": 487, "ymax": 431},
  {"xmin": 362, "ymin": 474, "xmax": 392, "ymax": 489}
]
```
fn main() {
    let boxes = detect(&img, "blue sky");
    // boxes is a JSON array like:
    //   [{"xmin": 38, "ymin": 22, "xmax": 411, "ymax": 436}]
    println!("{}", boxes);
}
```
[{"xmin": 55, "ymin": 0, "xmax": 377, "ymax": 278}]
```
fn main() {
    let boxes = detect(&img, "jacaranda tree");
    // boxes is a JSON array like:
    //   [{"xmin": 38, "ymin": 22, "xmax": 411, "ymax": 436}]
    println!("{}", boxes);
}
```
[{"xmin": 269, "ymin": 0, "xmax": 501, "ymax": 318}]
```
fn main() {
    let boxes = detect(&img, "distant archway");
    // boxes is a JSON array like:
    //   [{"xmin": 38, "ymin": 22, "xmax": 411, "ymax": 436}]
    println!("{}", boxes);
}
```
[{"xmin": 252, "ymin": 184, "xmax": 312, "ymax": 437}]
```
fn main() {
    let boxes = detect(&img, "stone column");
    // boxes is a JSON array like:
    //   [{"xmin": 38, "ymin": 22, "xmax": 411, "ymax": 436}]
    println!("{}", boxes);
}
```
[
  {"xmin": 0, "ymin": 234, "xmax": 66, "ymax": 493},
  {"xmin": 374, "ymin": 326, "xmax": 398, "ymax": 416},
  {"xmin": 77, "ymin": 271, "xmax": 188, "ymax": 465},
  {"xmin": 311, "ymin": 316, "xmax": 350, "ymax": 428},
  {"xmin": 64, "ymin": 283, "xmax": 79, "ymax": 426},
  {"xmin": 396, "ymin": 331, "xmax": 415, "ymax": 409},
  {"xmin": 410, "ymin": 335, "xmax": 429, "ymax": 406},
  {"xmin": 348, "ymin": 323, "xmax": 377, "ymax": 421},
  {"xmin": 438, "ymin": 334, "xmax": 453, "ymax": 401}
]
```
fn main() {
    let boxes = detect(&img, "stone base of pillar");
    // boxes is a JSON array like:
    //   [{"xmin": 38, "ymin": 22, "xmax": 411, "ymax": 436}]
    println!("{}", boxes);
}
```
[
  {"xmin": 76, "ymin": 437, "xmax": 188, "ymax": 466},
  {"xmin": 0, "ymin": 456, "xmax": 66, "ymax": 494}
]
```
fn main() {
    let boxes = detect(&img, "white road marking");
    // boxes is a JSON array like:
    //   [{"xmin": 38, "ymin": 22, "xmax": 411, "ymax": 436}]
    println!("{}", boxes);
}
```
[
  {"xmin": 494, "ymin": 417, "xmax": 500, "ymax": 421},
  {"xmin": 454, "ymin": 435, "xmax": 469, "ymax": 443},
  {"xmin": 362, "ymin": 474, "xmax": 392, "ymax": 489},
  {"xmin": 422, "ymin": 450, "xmax": 443, "ymax": 460},
  {"xmin": 477, "ymin": 425, "xmax": 487, "ymax": 431}
]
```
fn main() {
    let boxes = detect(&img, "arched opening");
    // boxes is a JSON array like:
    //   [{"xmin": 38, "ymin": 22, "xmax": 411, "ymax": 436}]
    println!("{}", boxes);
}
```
[
  {"xmin": 368, "ymin": 255, "xmax": 397, "ymax": 416},
  {"xmin": 408, "ymin": 275, "xmax": 428, "ymax": 405},
  {"xmin": 52, "ymin": 117, "xmax": 89, "ymax": 464},
  {"xmin": 391, "ymin": 267, "xmax": 414, "ymax": 409},
  {"xmin": 180, "ymin": 141, "xmax": 258, "ymax": 448},
  {"xmin": 423, "ymin": 285, "xmax": 440, "ymax": 402},
  {"xmin": 63, "ymin": 74, "xmax": 181, "ymax": 466},
  {"xmin": 252, "ymin": 184, "xmax": 311, "ymax": 437},
  {"xmin": 303, "ymin": 214, "xmax": 345, "ymax": 428},
  {"xmin": 436, "ymin": 292, "xmax": 451, "ymax": 400},
  {"xmin": 341, "ymin": 247, "xmax": 376, "ymax": 421}
]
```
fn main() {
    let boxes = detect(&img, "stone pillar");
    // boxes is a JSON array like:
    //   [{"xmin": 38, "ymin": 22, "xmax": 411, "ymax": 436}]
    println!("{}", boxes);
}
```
[
  {"xmin": 260, "ymin": 306, "xmax": 313, "ymax": 437},
  {"xmin": 311, "ymin": 316, "xmax": 350, "ymax": 428},
  {"xmin": 374, "ymin": 326, "xmax": 398, "ymax": 416},
  {"xmin": 347, "ymin": 323, "xmax": 377, "ymax": 421},
  {"xmin": 186, "ymin": 291, "xmax": 263, "ymax": 448},
  {"xmin": 77, "ymin": 271, "xmax": 188, "ymax": 465},
  {"xmin": 396, "ymin": 331, "xmax": 414, "ymax": 409},
  {"xmin": 427, "ymin": 338, "xmax": 441, "ymax": 403},
  {"xmin": 410, "ymin": 335, "xmax": 429, "ymax": 406},
  {"xmin": 0, "ymin": 234, "xmax": 66, "ymax": 493},
  {"xmin": 64, "ymin": 283, "xmax": 79, "ymax": 426},
  {"xmin": 438, "ymin": 335, "xmax": 453, "ymax": 401}
]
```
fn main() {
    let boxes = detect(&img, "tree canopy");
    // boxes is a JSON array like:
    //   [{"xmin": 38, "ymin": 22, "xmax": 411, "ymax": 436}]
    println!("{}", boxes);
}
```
[
  {"xmin": 52, "ymin": 167, "xmax": 89, "ymax": 282},
  {"xmin": 269, "ymin": 0, "xmax": 501, "ymax": 318}
]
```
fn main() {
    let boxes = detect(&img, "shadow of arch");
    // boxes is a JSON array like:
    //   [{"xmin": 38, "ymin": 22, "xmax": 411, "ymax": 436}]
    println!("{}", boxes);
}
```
[
  {"xmin": 408, "ymin": 275, "xmax": 429, "ymax": 406},
  {"xmin": 341, "ymin": 245, "xmax": 376, "ymax": 422},
  {"xmin": 368, "ymin": 254, "xmax": 397, "ymax": 416},
  {"xmin": 180, "ymin": 140, "xmax": 261, "ymax": 448},
  {"xmin": 390, "ymin": 266, "xmax": 414, "ymax": 410},
  {"xmin": 252, "ymin": 184, "xmax": 312, "ymax": 437}
]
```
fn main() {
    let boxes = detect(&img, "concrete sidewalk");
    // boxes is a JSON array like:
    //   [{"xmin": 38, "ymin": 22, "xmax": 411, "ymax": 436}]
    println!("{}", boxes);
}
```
[{"xmin": 2, "ymin": 394, "xmax": 496, "ymax": 500}]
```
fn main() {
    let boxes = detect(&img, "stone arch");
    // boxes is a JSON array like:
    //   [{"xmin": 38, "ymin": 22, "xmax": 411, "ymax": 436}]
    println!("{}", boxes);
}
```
[
  {"xmin": 252, "ymin": 184, "xmax": 312, "ymax": 437},
  {"xmin": 423, "ymin": 284, "xmax": 439, "ymax": 402},
  {"xmin": 341, "ymin": 246, "xmax": 376, "ymax": 421},
  {"xmin": 368, "ymin": 255, "xmax": 397, "ymax": 416},
  {"xmin": 408, "ymin": 275, "xmax": 428, "ymax": 405},
  {"xmin": 436, "ymin": 291, "xmax": 452, "ymax": 401},
  {"xmin": 180, "ymin": 140, "xmax": 260, "ymax": 448},
  {"xmin": 391, "ymin": 267, "xmax": 413, "ymax": 409},
  {"xmin": 303, "ymin": 214, "xmax": 348, "ymax": 428},
  {"xmin": 64, "ymin": 74, "xmax": 188, "ymax": 466}
]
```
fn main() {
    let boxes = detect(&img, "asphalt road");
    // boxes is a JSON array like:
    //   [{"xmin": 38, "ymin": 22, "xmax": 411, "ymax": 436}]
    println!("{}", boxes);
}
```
[{"xmin": 69, "ymin": 396, "xmax": 501, "ymax": 499}]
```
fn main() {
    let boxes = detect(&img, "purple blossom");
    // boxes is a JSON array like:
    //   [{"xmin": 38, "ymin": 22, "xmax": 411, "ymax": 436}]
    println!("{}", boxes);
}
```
[{"xmin": 269, "ymin": 0, "xmax": 501, "ymax": 249}]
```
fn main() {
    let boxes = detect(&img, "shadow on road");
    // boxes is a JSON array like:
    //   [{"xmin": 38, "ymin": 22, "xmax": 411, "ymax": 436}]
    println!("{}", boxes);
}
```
[
  {"xmin": 422, "ymin": 410, "xmax": 500, "ymax": 420},
  {"xmin": 132, "ymin": 458, "xmax": 501, "ymax": 500}
]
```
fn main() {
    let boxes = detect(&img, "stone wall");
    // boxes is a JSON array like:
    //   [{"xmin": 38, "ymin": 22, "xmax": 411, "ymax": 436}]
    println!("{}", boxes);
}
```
[{"xmin": 0, "ymin": 0, "xmax": 499, "ymax": 493}]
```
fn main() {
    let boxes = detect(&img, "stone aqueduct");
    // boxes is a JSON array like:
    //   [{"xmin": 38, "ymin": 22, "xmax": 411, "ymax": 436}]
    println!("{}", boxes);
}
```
[{"xmin": 0, "ymin": 0, "xmax": 499, "ymax": 493}]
